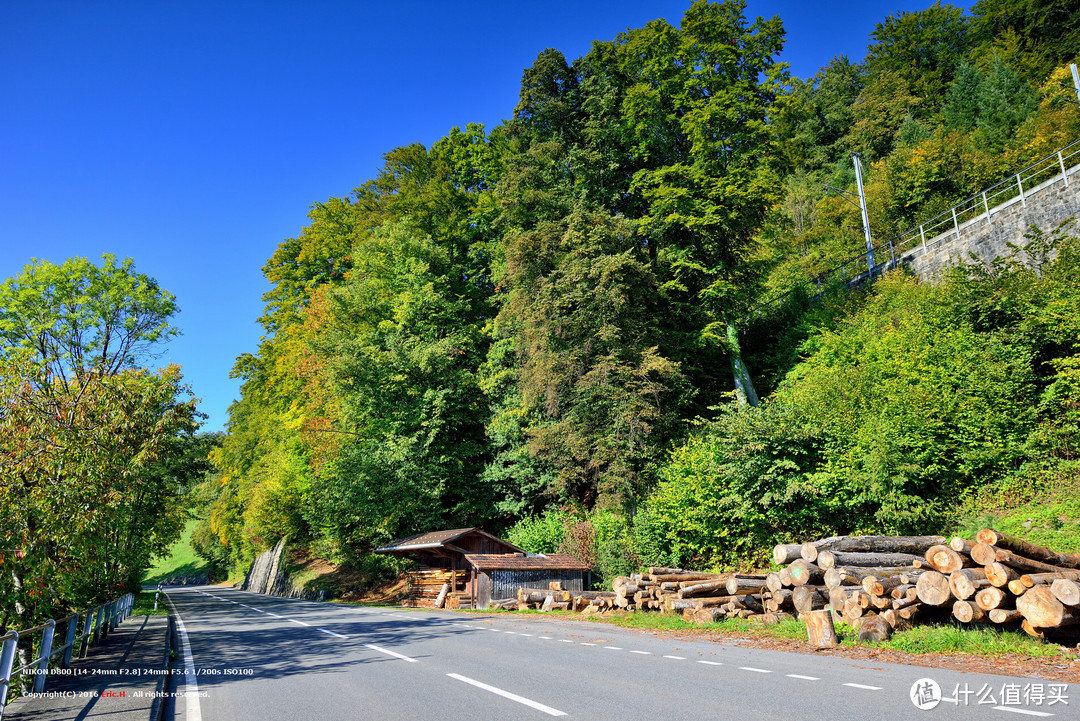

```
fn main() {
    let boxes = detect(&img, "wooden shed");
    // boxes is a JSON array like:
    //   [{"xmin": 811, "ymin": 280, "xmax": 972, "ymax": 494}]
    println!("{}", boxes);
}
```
[
  {"xmin": 374, "ymin": 528, "xmax": 525, "ymax": 607},
  {"xmin": 465, "ymin": 553, "xmax": 592, "ymax": 610}
]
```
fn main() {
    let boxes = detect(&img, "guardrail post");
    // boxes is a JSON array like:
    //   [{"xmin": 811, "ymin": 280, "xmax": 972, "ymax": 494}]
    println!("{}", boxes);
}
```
[
  {"xmin": 1060, "ymin": 151, "xmax": 1069, "ymax": 187},
  {"xmin": 982, "ymin": 192, "xmax": 992, "ymax": 223},
  {"xmin": 951, "ymin": 207, "xmax": 961, "ymax": 241},
  {"xmin": 61, "ymin": 614, "xmax": 78, "ymax": 668},
  {"xmin": 0, "ymin": 631, "xmax": 19, "ymax": 719},
  {"xmin": 108, "ymin": 600, "xmax": 118, "ymax": 631},
  {"xmin": 1016, "ymin": 174, "xmax": 1026, "ymax": 207},
  {"xmin": 919, "ymin": 224, "xmax": 927, "ymax": 254},
  {"xmin": 93, "ymin": 605, "xmax": 104, "ymax": 644},
  {"xmin": 79, "ymin": 608, "xmax": 93, "ymax": 658},
  {"xmin": 31, "ymin": 621, "xmax": 55, "ymax": 694}
]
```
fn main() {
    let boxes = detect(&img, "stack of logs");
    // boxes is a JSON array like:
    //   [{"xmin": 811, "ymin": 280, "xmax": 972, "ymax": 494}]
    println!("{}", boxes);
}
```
[
  {"xmin": 505, "ymin": 530, "xmax": 1080, "ymax": 643},
  {"xmin": 769, "ymin": 530, "xmax": 1080, "ymax": 640}
]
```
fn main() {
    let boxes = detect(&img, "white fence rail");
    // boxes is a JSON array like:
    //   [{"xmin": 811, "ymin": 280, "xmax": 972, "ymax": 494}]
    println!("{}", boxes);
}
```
[
  {"xmin": 0, "ymin": 593, "xmax": 134, "ymax": 719},
  {"xmin": 758, "ymin": 138, "xmax": 1080, "ymax": 313}
]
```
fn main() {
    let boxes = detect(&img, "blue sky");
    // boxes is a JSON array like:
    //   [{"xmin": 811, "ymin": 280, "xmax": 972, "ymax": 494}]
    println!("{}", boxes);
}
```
[{"xmin": 1, "ymin": 0, "xmax": 935, "ymax": 432}]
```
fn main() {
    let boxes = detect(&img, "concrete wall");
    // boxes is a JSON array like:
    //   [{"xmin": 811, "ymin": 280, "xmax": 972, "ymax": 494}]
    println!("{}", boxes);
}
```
[{"xmin": 898, "ymin": 165, "xmax": 1080, "ymax": 279}]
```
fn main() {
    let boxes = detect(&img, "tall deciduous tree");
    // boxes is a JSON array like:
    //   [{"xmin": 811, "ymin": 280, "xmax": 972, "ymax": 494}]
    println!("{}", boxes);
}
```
[
  {"xmin": 0, "ymin": 256, "xmax": 197, "ymax": 639},
  {"xmin": 0, "ymin": 255, "xmax": 179, "ymax": 392}
]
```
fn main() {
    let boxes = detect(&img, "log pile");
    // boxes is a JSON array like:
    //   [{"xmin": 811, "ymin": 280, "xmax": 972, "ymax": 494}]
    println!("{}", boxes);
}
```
[
  {"xmin": 504, "ymin": 529, "xmax": 1080, "ymax": 645},
  {"xmin": 769, "ymin": 530, "xmax": 1080, "ymax": 640},
  {"xmin": 405, "ymin": 568, "xmax": 469, "ymax": 607}
]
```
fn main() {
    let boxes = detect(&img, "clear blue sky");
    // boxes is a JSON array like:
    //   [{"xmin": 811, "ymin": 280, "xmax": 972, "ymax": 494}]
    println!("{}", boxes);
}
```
[{"xmin": 1, "ymin": 0, "xmax": 934, "ymax": 432}]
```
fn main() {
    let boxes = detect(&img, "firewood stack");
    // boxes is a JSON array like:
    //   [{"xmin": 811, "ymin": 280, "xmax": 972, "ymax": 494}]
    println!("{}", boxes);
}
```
[
  {"xmin": 505, "ymin": 529, "xmax": 1079, "ymax": 644},
  {"xmin": 770, "ymin": 530, "xmax": 1080, "ymax": 641}
]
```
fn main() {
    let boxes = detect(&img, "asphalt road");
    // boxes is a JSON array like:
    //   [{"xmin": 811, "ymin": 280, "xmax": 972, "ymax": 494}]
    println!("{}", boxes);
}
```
[{"xmin": 163, "ymin": 586, "xmax": 1075, "ymax": 721}]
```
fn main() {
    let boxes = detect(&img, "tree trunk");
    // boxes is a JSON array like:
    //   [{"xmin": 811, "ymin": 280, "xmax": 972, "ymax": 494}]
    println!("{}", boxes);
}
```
[
  {"xmin": 1016, "ymin": 585, "xmax": 1079, "ymax": 628},
  {"xmin": 948, "ymin": 568, "xmax": 989, "ymax": 600},
  {"xmin": 989, "ymin": 608, "xmax": 1022, "ymax": 624},
  {"xmin": 992, "ymin": 548, "xmax": 1069, "ymax": 575},
  {"xmin": 924, "ymin": 545, "xmax": 971, "ymax": 574},
  {"xmin": 817, "ymin": 551, "xmax": 923, "ymax": 569},
  {"xmin": 952, "ymin": 600, "xmax": 987, "ymax": 624},
  {"xmin": 949, "ymin": 537, "xmax": 975, "ymax": 554},
  {"xmin": 788, "ymin": 560, "xmax": 824, "ymax": 586},
  {"xmin": 862, "ymin": 575, "xmax": 906, "ymax": 596},
  {"xmin": 985, "ymin": 562, "xmax": 1020, "ymax": 588},
  {"xmin": 1050, "ymin": 579, "xmax": 1080, "ymax": 607},
  {"xmin": 858, "ymin": 613, "xmax": 892, "ymax": 642},
  {"xmin": 678, "ymin": 580, "xmax": 731, "ymax": 598},
  {"xmin": 805, "ymin": 609, "xmax": 838, "ymax": 648},
  {"xmin": 915, "ymin": 571, "xmax": 953, "ymax": 606},
  {"xmin": 975, "ymin": 586, "xmax": 1008, "ymax": 611},
  {"xmin": 792, "ymin": 586, "xmax": 829, "ymax": 615},
  {"xmin": 727, "ymin": 322, "xmax": 759, "ymax": 408},
  {"xmin": 725, "ymin": 577, "xmax": 769, "ymax": 595},
  {"xmin": 976, "ymin": 529, "xmax": 1080, "ymax": 570},
  {"xmin": 773, "ymin": 544, "xmax": 803, "ymax": 566}
]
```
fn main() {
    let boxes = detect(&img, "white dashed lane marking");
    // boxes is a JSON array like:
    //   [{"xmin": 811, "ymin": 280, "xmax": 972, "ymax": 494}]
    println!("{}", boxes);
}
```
[
  {"xmin": 318, "ymin": 628, "xmax": 349, "ymax": 639},
  {"xmin": 202, "ymin": 593, "xmax": 921, "ymax": 706},
  {"xmin": 447, "ymin": 674, "xmax": 567, "ymax": 717},
  {"xmin": 363, "ymin": 643, "xmax": 418, "ymax": 663},
  {"xmin": 992, "ymin": 707, "xmax": 1053, "ymax": 717}
]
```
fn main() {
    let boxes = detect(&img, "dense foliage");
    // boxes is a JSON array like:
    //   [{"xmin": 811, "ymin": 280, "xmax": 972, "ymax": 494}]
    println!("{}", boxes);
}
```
[
  {"xmin": 199, "ymin": 0, "xmax": 1080, "ymax": 582},
  {"xmin": 0, "ymin": 256, "xmax": 201, "ymax": 636}
]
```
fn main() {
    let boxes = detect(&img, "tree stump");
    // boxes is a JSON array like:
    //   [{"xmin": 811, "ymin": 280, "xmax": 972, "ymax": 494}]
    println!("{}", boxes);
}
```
[{"xmin": 805, "ymin": 608, "xmax": 838, "ymax": 648}]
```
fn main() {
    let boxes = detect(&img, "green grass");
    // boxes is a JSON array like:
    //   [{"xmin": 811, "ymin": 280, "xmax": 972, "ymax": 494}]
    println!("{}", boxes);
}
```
[
  {"xmin": 870, "ymin": 622, "xmax": 1073, "ymax": 658},
  {"xmin": 142, "ymin": 518, "xmax": 209, "ymax": 585},
  {"xmin": 491, "ymin": 607, "xmax": 1074, "ymax": 660},
  {"xmin": 130, "ymin": 589, "xmax": 169, "ymax": 616}
]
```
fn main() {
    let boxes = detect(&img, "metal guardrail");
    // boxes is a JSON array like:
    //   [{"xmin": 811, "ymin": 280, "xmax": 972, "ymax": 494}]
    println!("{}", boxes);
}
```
[
  {"xmin": 756, "ymin": 138, "xmax": 1080, "ymax": 314},
  {"xmin": 0, "ymin": 593, "xmax": 134, "ymax": 719}
]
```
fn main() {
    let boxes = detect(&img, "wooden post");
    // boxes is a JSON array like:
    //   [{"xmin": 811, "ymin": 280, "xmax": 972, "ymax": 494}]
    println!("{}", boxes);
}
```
[{"xmin": 805, "ymin": 609, "xmax": 838, "ymax": 648}]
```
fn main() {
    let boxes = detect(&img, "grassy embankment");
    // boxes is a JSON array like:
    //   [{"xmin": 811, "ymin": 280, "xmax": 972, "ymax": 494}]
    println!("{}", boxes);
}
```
[{"xmin": 142, "ymin": 518, "xmax": 209, "ymax": 586}]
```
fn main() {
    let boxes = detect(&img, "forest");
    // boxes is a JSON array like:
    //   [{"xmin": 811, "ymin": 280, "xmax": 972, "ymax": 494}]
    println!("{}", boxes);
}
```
[{"xmin": 189, "ymin": 0, "xmax": 1080, "ymax": 587}]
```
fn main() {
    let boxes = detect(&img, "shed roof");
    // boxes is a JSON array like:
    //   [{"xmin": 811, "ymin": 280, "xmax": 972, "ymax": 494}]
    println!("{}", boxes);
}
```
[
  {"xmin": 465, "ymin": 553, "xmax": 591, "ymax": 571},
  {"xmin": 374, "ymin": 527, "xmax": 524, "ymax": 555}
]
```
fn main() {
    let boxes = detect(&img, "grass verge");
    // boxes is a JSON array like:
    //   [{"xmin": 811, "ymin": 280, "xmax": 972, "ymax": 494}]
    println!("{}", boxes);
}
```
[
  {"xmin": 130, "ymin": 589, "xmax": 169, "ymax": 617},
  {"xmin": 496, "ymin": 608, "xmax": 1075, "ymax": 660}
]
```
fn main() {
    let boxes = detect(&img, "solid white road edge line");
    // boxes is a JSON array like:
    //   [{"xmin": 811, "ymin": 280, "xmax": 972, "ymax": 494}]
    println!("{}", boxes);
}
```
[
  {"xmin": 165, "ymin": 594, "xmax": 203, "ymax": 721},
  {"xmin": 363, "ymin": 643, "xmax": 418, "ymax": 663},
  {"xmin": 446, "ymin": 673, "xmax": 567, "ymax": 717}
]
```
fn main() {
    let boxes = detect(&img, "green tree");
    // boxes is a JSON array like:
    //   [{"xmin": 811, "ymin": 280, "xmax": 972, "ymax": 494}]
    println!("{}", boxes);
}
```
[
  {"xmin": 976, "ymin": 56, "xmax": 1038, "ymax": 150},
  {"xmin": 864, "ymin": 3, "xmax": 971, "ymax": 114},
  {"xmin": 0, "ymin": 255, "xmax": 179, "ymax": 391}
]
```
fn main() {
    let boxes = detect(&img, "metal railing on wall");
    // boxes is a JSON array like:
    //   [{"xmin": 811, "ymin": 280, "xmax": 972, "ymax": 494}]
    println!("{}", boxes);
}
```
[
  {"xmin": 0, "ymin": 593, "xmax": 134, "ymax": 719},
  {"xmin": 756, "ymin": 137, "xmax": 1080, "ymax": 315}
]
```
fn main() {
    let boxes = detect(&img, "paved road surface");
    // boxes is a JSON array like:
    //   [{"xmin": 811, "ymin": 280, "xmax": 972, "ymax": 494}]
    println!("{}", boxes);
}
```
[{"xmin": 164, "ymin": 586, "xmax": 1075, "ymax": 721}]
